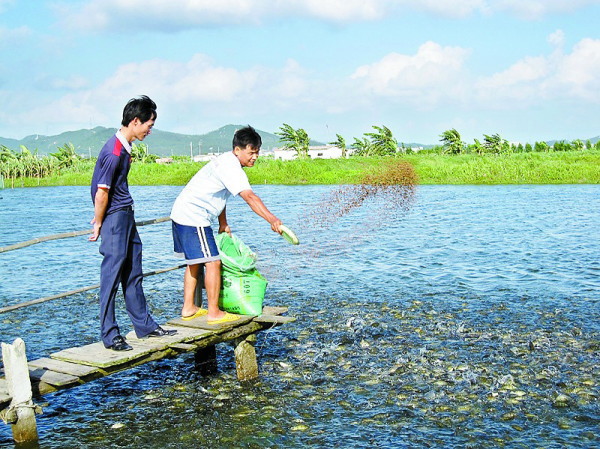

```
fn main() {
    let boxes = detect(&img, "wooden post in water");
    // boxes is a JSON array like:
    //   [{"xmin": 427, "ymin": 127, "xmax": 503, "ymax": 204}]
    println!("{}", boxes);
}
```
[
  {"xmin": 193, "ymin": 263, "xmax": 205, "ymax": 308},
  {"xmin": 1, "ymin": 338, "xmax": 39, "ymax": 444},
  {"xmin": 194, "ymin": 345, "xmax": 218, "ymax": 376},
  {"xmin": 233, "ymin": 334, "xmax": 258, "ymax": 381}
]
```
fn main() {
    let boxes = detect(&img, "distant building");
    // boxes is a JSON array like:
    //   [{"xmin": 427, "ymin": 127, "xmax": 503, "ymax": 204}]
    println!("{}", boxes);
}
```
[
  {"xmin": 273, "ymin": 145, "xmax": 345, "ymax": 160},
  {"xmin": 192, "ymin": 154, "xmax": 218, "ymax": 162},
  {"xmin": 156, "ymin": 157, "xmax": 174, "ymax": 164}
]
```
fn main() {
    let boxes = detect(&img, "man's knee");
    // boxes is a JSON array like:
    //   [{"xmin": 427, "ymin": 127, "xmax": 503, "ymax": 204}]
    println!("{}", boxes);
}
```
[{"xmin": 206, "ymin": 260, "xmax": 221, "ymax": 271}]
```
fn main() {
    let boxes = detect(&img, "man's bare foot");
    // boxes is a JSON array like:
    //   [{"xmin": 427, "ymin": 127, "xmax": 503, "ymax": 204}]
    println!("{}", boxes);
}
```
[{"xmin": 181, "ymin": 307, "xmax": 208, "ymax": 321}]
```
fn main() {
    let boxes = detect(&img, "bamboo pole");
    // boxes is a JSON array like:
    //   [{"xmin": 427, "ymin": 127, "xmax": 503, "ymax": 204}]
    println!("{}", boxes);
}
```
[
  {"xmin": 1, "ymin": 338, "xmax": 39, "ymax": 444},
  {"xmin": 0, "ymin": 263, "xmax": 186, "ymax": 314},
  {"xmin": 0, "ymin": 216, "xmax": 171, "ymax": 254}
]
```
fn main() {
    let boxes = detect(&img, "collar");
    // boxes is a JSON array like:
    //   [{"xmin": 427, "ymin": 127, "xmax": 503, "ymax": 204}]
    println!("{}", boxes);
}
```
[{"xmin": 116, "ymin": 130, "xmax": 132, "ymax": 155}]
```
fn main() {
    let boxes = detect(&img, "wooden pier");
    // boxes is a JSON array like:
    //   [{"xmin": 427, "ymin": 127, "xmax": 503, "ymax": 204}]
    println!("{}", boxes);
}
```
[
  {"xmin": 0, "ymin": 306, "xmax": 295, "ymax": 423},
  {"xmin": 0, "ymin": 218, "xmax": 296, "ymax": 443}
]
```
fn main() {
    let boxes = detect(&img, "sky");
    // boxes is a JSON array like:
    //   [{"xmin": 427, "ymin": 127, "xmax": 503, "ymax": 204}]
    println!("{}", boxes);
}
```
[{"xmin": 1, "ymin": 0, "xmax": 599, "ymax": 145}]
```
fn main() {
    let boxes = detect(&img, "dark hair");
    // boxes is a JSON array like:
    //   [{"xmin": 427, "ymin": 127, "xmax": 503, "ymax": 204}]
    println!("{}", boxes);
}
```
[
  {"xmin": 232, "ymin": 125, "xmax": 262, "ymax": 150},
  {"xmin": 121, "ymin": 95, "xmax": 157, "ymax": 126}
]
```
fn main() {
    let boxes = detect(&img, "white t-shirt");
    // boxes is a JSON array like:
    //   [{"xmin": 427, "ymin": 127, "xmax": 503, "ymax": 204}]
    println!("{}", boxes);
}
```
[{"xmin": 170, "ymin": 151, "xmax": 252, "ymax": 227}]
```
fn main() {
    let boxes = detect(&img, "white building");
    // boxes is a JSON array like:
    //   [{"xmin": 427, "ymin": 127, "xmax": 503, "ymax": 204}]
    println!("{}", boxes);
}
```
[
  {"xmin": 273, "ymin": 145, "xmax": 345, "ymax": 160},
  {"xmin": 192, "ymin": 154, "xmax": 219, "ymax": 162}
]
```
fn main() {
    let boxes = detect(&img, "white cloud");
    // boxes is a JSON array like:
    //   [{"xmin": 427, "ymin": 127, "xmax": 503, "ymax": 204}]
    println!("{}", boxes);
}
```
[
  {"xmin": 0, "ymin": 25, "xmax": 30, "ymax": 46},
  {"xmin": 96, "ymin": 54, "xmax": 313, "ymax": 106},
  {"xmin": 547, "ymin": 29, "xmax": 565, "ymax": 48},
  {"xmin": 3, "ymin": 29, "xmax": 600, "ymax": 141},
  {"xmin": 495, "ymin": 0, "xmax": 600, "ymax": 20},
  {"xmin": 59, "ymin": 0, "xmax": 598, "ymax": 31},
  {"xmin": 35, "ymin": 75, "xmax": 89, "ymax": 91},
  {"xmin": 351, "ymin": 41, "xmax": 471, "ymax": 105},
  {"xmin": 477, "ymin": 56, "xmax": 548, "ymax": 90},
  {"xmin": 59, "ymin": 0, "xmax": 392, "ymax": 29},
  {"xmin": 300, "ymin": 0, "xmax": 388, "ymax": 21},
  {"xmin": 0, "ymin": 53, "xmax": 315, "ymax": 136},
  {"xmin": 553, "ymin": 38, "xmax": 600, "ymax": 98},
  {"xmin": 413, "ymin": 0, "xmax": 489, "ymax": 19},
  {"xmin": 476, "ymin": 35, "xmax": 600, "ymax": 104},
  {"xmin": 0, "ymin": 0, "xmax": 15, "ymax": 13}
]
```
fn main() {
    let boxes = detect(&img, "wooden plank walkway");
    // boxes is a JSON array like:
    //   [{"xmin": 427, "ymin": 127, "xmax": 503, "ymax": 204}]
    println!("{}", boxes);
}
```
[{"xmin": 0, "ymin": 306, "xmax": 295, "ymax": 411}]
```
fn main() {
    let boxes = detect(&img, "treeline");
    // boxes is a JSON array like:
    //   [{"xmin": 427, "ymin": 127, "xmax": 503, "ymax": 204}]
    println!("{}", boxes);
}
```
[
  {"xmin": 0, "ymin": 142, "xmax": 154, "ymax": 187},
  {"xmin": 1, "ymin": 124, "xmax": 598, "ymax": 187},
  {"xmin": 278, "ymin": 124, "xmax": 600, "ymax": 158},
  {"xmin": 434, "ymin": 129, "xmax": 599, "ymax": 155}
]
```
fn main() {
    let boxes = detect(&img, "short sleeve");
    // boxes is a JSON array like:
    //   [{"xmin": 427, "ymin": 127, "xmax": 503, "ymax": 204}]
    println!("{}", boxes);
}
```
[
  {"xmin": 96, "ymin": 152, "xmax": 120, "ymax": 190},
  {"xmin": 218, "ymin": 154, "xmax": 252, "ymax": 196}
]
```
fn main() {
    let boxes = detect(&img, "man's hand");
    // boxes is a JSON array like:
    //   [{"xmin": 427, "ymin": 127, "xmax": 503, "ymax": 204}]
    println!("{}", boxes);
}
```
[
  {"xmin": 90, "ymin": 187, "xmax": 109, "ymax": 242},
  {"xmin": 269, "ymin": 218, "xmax": 282, "ymax": 234},
  {"xmin": 218, "ymin": 224, "xmax": 232, "ymax": 236},
  {"xmin": 89, "ymin": 217, "xmax": 101, "ymax": 241}
]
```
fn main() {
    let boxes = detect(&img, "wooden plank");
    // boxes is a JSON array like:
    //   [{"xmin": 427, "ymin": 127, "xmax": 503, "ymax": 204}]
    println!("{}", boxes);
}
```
[
  {"xmin": 51, "ymin": 326, "xmax": 214, "ymax": 368},
  {"xmin": 125, "ymin": 326, "xmax": 214, "ymax": 346},
  {"xmin": 262, "ymin": 306, "xmax": 288, "ymax": 316},
  {"xmin": 29, "ymin": 358, "xmax": 101, "ymax": 378},
  {"xmin": 217, "ymin": 322, "xmax": 263, "ymax": 343},
  {"xmin": 0, "ymin": 308, "xmax": 295, "ymax": 409},
  {"xmin": 168, "ymin": 343, "xmax": 197, "ymax": 352},
  {"xmin": 50, "ymin": 342, "xmax": 157, "ymax": 368},
  {"xmin": 254, "ymin": 314, "xmax": 296, "ymax": 324},
  {"xmin": 167, "ymin": 314, "xmax": 255, "ymax": 331},
  {"xmin": 28, "ymin": 367, "xmax": 80, "ymax": 387}
]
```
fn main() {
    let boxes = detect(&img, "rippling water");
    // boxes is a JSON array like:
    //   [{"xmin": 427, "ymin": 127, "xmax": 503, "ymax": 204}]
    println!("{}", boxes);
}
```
[{"xmin": 0, "ymin": 185, "xmax": 599, "ymax": 448}]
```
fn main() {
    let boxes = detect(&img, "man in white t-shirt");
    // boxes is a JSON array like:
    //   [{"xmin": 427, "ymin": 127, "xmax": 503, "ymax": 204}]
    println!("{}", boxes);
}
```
[{"xmin": 170, "ymin": 126, "xmax": 282, "ymax": 324}]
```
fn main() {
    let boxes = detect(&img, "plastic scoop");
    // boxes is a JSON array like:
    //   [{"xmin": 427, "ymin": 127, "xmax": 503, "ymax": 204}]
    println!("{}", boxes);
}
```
[{"xmin": 279, "ymin": 224, "xmax": 299, "ymax": 245}]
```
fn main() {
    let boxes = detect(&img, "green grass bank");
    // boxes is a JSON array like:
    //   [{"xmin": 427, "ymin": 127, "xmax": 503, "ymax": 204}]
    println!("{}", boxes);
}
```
[{"xmin": 7, "ymin": 151, "xmax": 600, "ymax": 188}]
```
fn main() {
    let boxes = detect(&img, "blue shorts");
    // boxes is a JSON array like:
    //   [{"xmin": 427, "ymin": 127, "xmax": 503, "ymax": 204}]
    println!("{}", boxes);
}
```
[{"xmin": 172, "ymin": 221, "xmax": 220, "ymax": 265}]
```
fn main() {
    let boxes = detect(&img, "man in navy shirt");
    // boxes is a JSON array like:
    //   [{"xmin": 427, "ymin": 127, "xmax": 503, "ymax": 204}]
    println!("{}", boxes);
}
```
[{"xmin": 90, "ymin": 95, "xmax": 176, "ymax": 351}]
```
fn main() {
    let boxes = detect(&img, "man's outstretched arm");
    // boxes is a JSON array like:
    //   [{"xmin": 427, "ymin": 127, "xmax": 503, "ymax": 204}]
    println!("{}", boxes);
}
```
[{"xmin": 239, "ymin": 190, "xmax": 282, "ymax": 233}]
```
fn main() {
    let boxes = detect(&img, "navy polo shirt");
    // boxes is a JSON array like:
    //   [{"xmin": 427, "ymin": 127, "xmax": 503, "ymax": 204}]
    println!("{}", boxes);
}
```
[{"xmin": 90, "ymin": 132, "xmax": 134, "ymax": 215}]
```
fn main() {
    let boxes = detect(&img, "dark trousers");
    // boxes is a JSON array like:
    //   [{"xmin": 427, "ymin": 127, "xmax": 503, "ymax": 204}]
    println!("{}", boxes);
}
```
[{"xmin": 98, "ymin": 208, "xmax": 157, "ymax": 347}]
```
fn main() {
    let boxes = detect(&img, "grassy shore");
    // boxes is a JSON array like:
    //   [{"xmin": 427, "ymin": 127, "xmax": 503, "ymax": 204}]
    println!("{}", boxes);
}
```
[{"xmin": 8, "ymin": 150, "xmax": 600, "ymax": 188}]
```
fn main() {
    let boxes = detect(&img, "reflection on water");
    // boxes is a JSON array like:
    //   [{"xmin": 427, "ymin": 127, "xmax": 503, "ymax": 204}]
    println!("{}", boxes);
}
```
[{"xmin": 0, "ymin": 185, "xmax": 599, "ymax": 448}]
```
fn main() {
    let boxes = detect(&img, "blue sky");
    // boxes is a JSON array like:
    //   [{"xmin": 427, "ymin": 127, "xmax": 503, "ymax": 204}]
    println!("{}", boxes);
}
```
[{"xmin": 1, "ymin": 0, "xmax": 599, "ymax": 145}]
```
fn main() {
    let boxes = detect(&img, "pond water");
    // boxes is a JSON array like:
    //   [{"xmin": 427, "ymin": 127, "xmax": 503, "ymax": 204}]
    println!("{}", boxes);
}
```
[{"xmin": 0, "ymin": 184, "xmax": 599, "ymax": 448}]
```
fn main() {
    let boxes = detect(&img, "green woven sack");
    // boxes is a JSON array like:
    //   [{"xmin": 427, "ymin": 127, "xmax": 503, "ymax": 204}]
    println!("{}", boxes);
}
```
[
  {"xmin": 216, "ymin": 233, "xmax": 267, "ymax": 315},
  {"xmin": 219, "ymin": 268, "xmax": 267, "ymax": 316},
  {"xmin": 216, "ymin": 233, "xmax": 257, "ymax": 274}
]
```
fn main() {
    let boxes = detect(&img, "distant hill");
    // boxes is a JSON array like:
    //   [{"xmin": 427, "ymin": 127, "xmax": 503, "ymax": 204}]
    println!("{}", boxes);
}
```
[
  {"xmin": 0, "ymin": 125, "xmax": 324, "ymax": 157},
  {"xmin": 2, "ymin": 126, "xmax": 596, "ymax": 156}
]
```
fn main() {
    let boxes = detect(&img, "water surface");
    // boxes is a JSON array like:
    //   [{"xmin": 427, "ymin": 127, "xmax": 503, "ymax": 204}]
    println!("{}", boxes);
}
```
[{"xmin": 0, "ymin": 185, "xmax": 598, "ymax": 448}]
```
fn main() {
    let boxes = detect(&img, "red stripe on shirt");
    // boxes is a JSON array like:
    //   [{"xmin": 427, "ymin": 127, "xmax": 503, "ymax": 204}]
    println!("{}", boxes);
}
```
[{"xmin": 112, "ymin": 139, "xmax": 124, "ymax": 156}]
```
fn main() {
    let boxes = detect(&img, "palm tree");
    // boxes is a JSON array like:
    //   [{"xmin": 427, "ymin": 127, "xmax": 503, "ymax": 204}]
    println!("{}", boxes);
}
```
[
  {"xmin": 276, "ymin": 124, "xmax": 310, "ymax": 159},
  {"xmin": 329, "ymin": 134, "xmax": 347, "ymax": 158},
  {"xmin": 572, "ymin": 139, "xmax": 585, "ymax": 151},
  {"xmin": 51, "ymin": 143, "xmax": 81, "ymax": 169},
  {"xmin": 364, "ymin": 125, "xmax": 398, "ymax": 156},
  {"xmin": 483, "ymin": 134, "xmax": 503, "ymax": 154},
  {"xmin": 534, "ymin": 141, "xmax": 550, "ymax": 152},
  {"xmin": 351, "ymin": 137, "xmax": 373, "ymax": 156},
  {"xmin": 131, "ymin": 143, "xmax": 157, "ymax": 163},
  {"xmin": 469, "ymin": 138, "xmax": 485, "ymax": 155},
  {"xmin": 440, "ymin": 129, "xmax": 464, "ymax": 154},
  {"xmin": 0, "ymin": 145, "xmax": 16, "ymax": 163}
]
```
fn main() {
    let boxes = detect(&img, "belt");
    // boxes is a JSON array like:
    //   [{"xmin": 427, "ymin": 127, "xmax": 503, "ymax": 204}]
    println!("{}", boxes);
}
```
[{"xmin": 107, "ymin": 204, "xmax": 134, "ymax": 215}]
